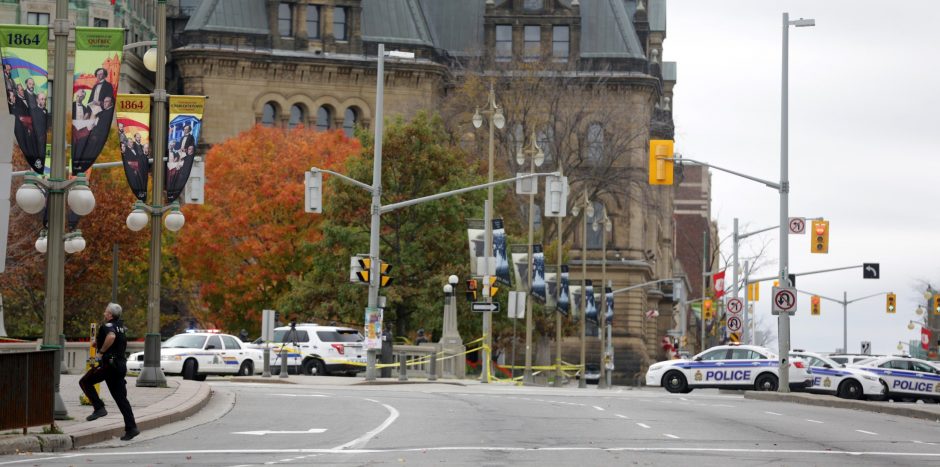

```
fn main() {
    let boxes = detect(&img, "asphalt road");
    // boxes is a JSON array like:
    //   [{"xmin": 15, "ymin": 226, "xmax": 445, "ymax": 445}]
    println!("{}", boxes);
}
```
[{"xmin": 3, "ymin": 380, "xmax": 940, "ymax": 466}]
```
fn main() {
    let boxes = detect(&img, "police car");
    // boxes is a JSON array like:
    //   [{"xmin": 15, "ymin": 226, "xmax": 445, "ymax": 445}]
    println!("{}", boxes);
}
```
[
  {"xmin": 645, "ymin": 344, "xmax": 813, "ymax": 393},
  {"xmin": 789, "ymin": 350, "xmax": 886, "ymax": 400},
  {"xmin": 259, "ymin": 323, "xmax": 367, "ymax": 376},
  {"xmin": 849, "ymin": 355, "xmax": 940, "ymax": 402},
  {"xmin": 127, "ymin": 331, "xmax": 263, "ymax": 380}
]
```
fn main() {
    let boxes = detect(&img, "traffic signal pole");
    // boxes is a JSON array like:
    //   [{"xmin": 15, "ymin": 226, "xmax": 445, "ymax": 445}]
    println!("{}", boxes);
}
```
[{"xmin": 794, "ymin": 289, "xmax": 890, "ymax": 353}]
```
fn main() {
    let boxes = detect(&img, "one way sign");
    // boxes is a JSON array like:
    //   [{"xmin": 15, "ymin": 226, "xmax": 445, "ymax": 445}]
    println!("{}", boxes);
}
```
[
  {"xmin": 863, "ymin": 263, "xmax": 880, "ymax": 279},
  {"xmin": 471, "ymin": 302, "xmax": 500, "ymax": 312}
]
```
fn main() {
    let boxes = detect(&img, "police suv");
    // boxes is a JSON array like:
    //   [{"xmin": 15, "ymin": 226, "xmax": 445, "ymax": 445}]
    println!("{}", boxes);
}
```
[
  {"xmin": 789, "ymin": 350, "xmax": 885, "ymax": 400},
  {"xmin": 263, "ymin": 323, "xmax": 367, "ymax": 376},
  {"xmin": 849, "ymin": 355, "xmax": 940, "ymax": 402},
  {"xmin": 127, "ymin": 330, "xmax": 263, "ymax": 380},
  {"xmin": 645, "ymin": 344, "xmax": 813, "ymax": 393}
]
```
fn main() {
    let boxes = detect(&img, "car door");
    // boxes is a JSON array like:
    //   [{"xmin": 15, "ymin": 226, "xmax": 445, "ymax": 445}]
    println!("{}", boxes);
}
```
[
  {"xmin": 908, "ymin": 361, "xmax": 940, "ymax": 398},
  {"xmin": 219, "ymin": 335, "xmax": 245, "ymax": 374},
  {"xmin": 688, "ymin": 348, "xmax": 731, "ymax": 387},
  {"xmin": 877, "ymin": 359, "xmax": 917, "ymax": 396},
  {"xmin": 723, "ymin": 349, "xmax": 766, "ymax": 387},
  {"xmin": 201, "ymin": 335, "xmax": 225, "ymax": 373},
  {"xmin": 803, "ymin": 355, "xmax": 840, "ymax": 390}
]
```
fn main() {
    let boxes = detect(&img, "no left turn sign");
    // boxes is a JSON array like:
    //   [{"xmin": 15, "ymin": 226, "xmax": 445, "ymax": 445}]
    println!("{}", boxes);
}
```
[
  {"xmin": 726, "ymin": 298, "xmax": 743, "ymax": 315},
  {"xmin": 788, "ymin": 217, "xmax": 805, "ymax": 235},
  {"xmin": 772, "ymin": 287, "xmax": 798, "ymax": 315}
]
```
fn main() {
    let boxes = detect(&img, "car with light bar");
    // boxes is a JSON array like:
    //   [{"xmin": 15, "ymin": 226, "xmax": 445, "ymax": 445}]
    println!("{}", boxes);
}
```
[
  {"xmin": 849, "ymin": 355, "xmax": 940, "ymax": 402},
  {"xmin": 261, "ymin": 323, "xmax": 367, "ymax": 376},
  {"xmin": 645, "ymin": 344, "xmax": 813, "ymax": 393},
  {"xmin": 789, "ymin": 350, "xmax": 886, "ymax": 400},
  {"xmin": 127, "ymin": 330, "xmax": 262, "ymax": 380}
]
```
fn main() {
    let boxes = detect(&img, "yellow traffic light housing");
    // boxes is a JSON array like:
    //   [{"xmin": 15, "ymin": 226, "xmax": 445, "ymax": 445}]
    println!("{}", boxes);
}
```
[
  {"xmin": 886, "ymin": 293, "xmax": 897, "ymax": 314},
  {"xmin": 811, "ymin": 220, "xmax": 830, "ymax": 254},
  {"xmin": 933, "ymin": 294, "xmax": 940, "ymax": 315},
  {"xmin": 356, "ymin": 258, "xmax": 392, "ymax": 287},
  {"xmin": 811, "ymin": 295, "xmax": 821, "ymax": 316},
  {"xmin": 703, "ymin": 299, "xmax": 713, "ymax": 320},
  {"xmin": 747, "ymin": 282, "xmax": 760, "ymax": 302},
  {"xmin": 466, "ymin": 279, "xmax": 478, "ymax": 302},
  {"xmin": 485, "ymin": 276, "xmax": 499, "ymax": 297},
  {"xmin": 648, "ymin": 140, "xmax": 674, "ymax": 185}
]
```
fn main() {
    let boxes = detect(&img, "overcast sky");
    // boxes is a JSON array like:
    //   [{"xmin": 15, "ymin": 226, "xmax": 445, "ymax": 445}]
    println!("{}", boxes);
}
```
[{"xmin": 666, "ymin": 0, "xmax": 940, "ymax": 355}]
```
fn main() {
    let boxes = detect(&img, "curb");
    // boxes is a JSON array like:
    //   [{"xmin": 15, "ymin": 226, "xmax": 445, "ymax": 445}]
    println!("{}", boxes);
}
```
[
  {"xmin": 355, "ymin": 380, "xmax": 469, "ymax": 386},
  {"xmin": 69, "ymin": 381, "xmax": 212, "ymax": 449},
  {"xmin": 744, "ymin": 392, "xmax": 940, "ymax": 422},
  {"xmin": 0, "ymin": 434, "xmax": 72, "ymax": 455}
]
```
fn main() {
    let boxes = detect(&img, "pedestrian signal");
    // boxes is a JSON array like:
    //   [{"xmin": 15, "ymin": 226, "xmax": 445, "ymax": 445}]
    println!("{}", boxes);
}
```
[
  {"xmin": 811, "ymin": 295, "xmax": 821, "ymax": 316},
  {"xmin": 357, "ymin": 258, "xmax": 392, "ymax": 287},
  {"xmin": 886, "ymin": 293, "xmax": 896, "ymax": 314},
  {"xmin": 648, "ymin": 140, "xmax": 674, "ymax": 185},
  {"xmin": 811, "ymin": 220, "xmax": 829, "ymax": 254}
]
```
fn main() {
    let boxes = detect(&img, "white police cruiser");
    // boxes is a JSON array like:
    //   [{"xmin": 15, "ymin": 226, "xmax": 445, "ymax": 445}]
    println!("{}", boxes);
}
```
[
  {"xmin": 262, "ymin": 323, "xmax": 367, "ymax": 376},
  {"xmin": 790, "ymin": 350, "xmax": 885, "ymax": 400},
  {"xmin": 645, "ymin": 344, "xmax": 813, "ymax": 393},
  {"xmin": 849, "ymin": 355, "xmax": 940, "ymax": 402},
  {"xmin": 127, "ymin": 330, "xmax": 262, "ymax": 380}
]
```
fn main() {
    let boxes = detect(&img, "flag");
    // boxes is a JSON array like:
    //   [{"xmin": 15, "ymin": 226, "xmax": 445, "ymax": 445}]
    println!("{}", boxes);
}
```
[
  {"xmin": 922, "ymin": 327, "xmax": 932, "ymax": 350},
  {"xmin": 713, "ymin": 270, "xmax": 726, "ymax": 299}
]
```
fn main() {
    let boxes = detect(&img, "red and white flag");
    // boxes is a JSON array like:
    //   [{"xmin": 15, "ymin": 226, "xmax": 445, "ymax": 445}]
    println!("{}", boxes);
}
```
[
  {"xmin": 922, "ymin": 327, "xmax": 932, "ymax": 350},
  {"xmin": 713, "ymin": 270, "xmax": 726, "ymax": 299}
]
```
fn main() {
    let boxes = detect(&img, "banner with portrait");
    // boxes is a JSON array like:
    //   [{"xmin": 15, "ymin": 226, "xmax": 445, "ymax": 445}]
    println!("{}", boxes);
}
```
[
  {"xmin": 0, "ymin": 25, "xmax": 49, "ymax": 173},
  {"xmin": 605, "ymin": 286, "xmax": 614, "ymax": 325},
  {"xmin": 585, "ymin": 280, "xmax": 598, "ymax": 325},
  {"xmin": 116, "ymin": 94, "xmax": 151, "ymax": 201},
  {"xmin": 557, "ymin": 264, "xmax": 570, "ymax": 316},
  {"xmin": 364, "ymin": 307, "xmax": 383, "ymax": 350},
  {"xmin": 466, "ymin": 218, "xmax": 512, "ymax": 287},
  {"xmin": 545, "ymin": 266, "xmax": 557, "ymax": 310},
  {"xmin": 71, "ymin": 27, "xmax": 123, "ymax": 174},
  {"xmin": 531, "ymin": 244, "xmax": 546, "ymax": 302},
  {"xmin": 166, "ymin": 95, "xmax": 205, "ymax": 203},
  {"xmin": 510, "ymin": 244, "xmax": 528, "ymax": 294}
]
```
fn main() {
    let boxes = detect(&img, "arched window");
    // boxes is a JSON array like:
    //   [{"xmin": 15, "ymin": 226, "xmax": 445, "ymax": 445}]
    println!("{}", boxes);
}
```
[
  {"xmin": 316, "ymin": 106, "xmax": 332, "ymax": 131},
  {"xmin": 261, "ymin": 102, "xmax": 277, "ymax": 127},
  {"xmin": 587, "ymin": 123, "xmax": 604, "ymax": 162},
  {"xmin": 343, "ymin": 107, "xmax": 359, "ymax": 137},
  {"xmin": 289, "ymin": 104, "xmax": 305, "ymax": 128}
]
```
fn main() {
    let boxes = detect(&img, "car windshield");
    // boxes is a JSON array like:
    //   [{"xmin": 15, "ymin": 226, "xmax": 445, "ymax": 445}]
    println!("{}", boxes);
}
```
[
  {"xmin": 853, "ymin": 357, "xmax": 876, "ymax": 366},
  {"xmin": 162, "ymin": 334, "xmax": 207, "ymax": 349},
  {"xmin": 317, "ymin": 330, "xmax": 363, "ymax": 343}
]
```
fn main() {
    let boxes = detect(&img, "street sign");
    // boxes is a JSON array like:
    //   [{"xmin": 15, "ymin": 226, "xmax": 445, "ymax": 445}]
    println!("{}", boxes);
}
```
[
  {"xmin": 726, "ymin": 298, "xmax": 744, "ymax": 315},
  {"xmin": 771, "ymin": 287, "xmax": 797, "ymax": 315},
  {"xmin": 728, "ymin": 332, "xmax": 740, "ymax": 344},
  {"xmin": 471, "ymin": 302, "xmax": 500, "ymax": 313},
  {"xmin": 863, "ymin": 263, "xmax": 880, "ymax": 279},
  {"xmin": 861, "ymin": 341, "xmax": 871, "ymax": 355},
  {"xmin": 727, "ymin": 315, "xmax": 742, "ymax": 332},
  {"xmin": 788, "ymin": 217, "xmax": 805, "ymax": 235}
]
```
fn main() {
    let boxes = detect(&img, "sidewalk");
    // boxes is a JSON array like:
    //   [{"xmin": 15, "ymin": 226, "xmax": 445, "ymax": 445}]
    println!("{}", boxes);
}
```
[
  {"xmin": 0, "ymin": 373, "xmax": 211, "ymax": 455},
  {"xmin": 745, "ymin": 391, "xmax": 940, "ymax": 422}
]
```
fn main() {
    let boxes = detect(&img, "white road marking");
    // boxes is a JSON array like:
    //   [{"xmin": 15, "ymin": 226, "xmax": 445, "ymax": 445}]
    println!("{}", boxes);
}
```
[
  {"xmin": 664, "ymin": 434, "xmax": 680, "ymax": 439},
  {"xmin": 233, "ymin": 428, "xmax": 326, "ymax": 436},
  {"xmin": 616, "ymin": 414, "xmax": 629, "ymax": 419},
  {"xmin": 637, "ymin": 423, "xmax": 651, "ymax": 429},
  {"xmin": 333, "ymin": 402, "xmax": 400, "ymax": 450},
  {"xmin": 764, "ymin": 411, "xmax": 782, "ymax": 416},
  {"xmin": 711, "ymin": 404, "xmax": 735, "ymax": 408},
  {"xmin": 680, "ymin": 397, "xmax": 690, "ymax": 401},
  {"xmin": 593, "ymin": 406, "xmax": 605, "ymax": 411},
  {"xmin": 856, "ymin": 430, "xmax": 878, "ymax": 436},
  {"xmin": 271, "ymin": 394, "xmax": 327, "ymax": 398},
  {"xmin": 806, "ymin": 419, "xmax": 823, "ymax": 424}
]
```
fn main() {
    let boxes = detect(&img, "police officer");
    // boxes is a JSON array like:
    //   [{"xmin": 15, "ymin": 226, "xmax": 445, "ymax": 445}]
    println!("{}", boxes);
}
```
[{"xmin": 79, "ymin": 303, "xmax": 139, "ymax": 441}]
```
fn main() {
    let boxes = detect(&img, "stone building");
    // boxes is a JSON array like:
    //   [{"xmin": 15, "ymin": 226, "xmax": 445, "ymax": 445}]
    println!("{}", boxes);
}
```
[{"xmin": 163, "ymin": 0, "xmax": 693, "ymax": 383}]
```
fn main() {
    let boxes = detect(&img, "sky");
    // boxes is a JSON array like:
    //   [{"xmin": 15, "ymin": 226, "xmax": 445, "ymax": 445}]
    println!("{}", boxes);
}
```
[{"xmin": 665, "ymin": 0, "xmax": 940, "ymax": 355}]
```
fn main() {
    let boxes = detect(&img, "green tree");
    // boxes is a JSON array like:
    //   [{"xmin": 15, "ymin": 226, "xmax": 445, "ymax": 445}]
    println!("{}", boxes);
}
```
[{"xmin": 279, "ymin": 112, "xmax": 485, "ymax": 339}]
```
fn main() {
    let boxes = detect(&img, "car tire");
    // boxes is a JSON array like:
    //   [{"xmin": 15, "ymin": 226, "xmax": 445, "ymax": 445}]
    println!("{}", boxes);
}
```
[
  {"xmin": 238, "ymin": 361, "xmax": 254, "ymax": 376},
  {"xmin": 662, "ymin": 371, "xmax": 688, "ymax": 393},
  {"xmin": 838, "ymin": 379, "xmax": 863, "ymax": 400},
  {"xmin": 315, "ymin": 359, "xmax": 328, "ymax": 376},
  {"xmin": 182, "ymin": 359, "xmax": 198, "ymax": 380},
  {"xmin": 302, "ymin": 359, "xmax": 318, "ymax": 375},
  {"xmin": 754, "ymin": 373, "xmax": 778, "ymax": 391}
]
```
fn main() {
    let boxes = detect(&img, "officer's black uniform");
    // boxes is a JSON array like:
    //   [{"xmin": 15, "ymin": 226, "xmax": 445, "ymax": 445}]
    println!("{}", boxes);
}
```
[{"xmin": 79, "ymin": 317, "xmax": 138, "ymax": 437}]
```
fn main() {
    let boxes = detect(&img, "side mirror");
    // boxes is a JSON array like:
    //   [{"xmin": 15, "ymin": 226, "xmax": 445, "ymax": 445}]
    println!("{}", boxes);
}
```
[
  {"xmin": 823, "ymin": 363, "xmax": 832, "ymax": 369},
  {"xmin": 205, "ymin": 344, "xmax": 216, "ymax": 350},
  {"xmin": 694, "ymin": 357, "xmax": 702, "ymax": 362}
]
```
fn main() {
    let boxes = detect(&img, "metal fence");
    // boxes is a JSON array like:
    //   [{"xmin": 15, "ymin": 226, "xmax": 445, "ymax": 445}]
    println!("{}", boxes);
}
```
[{"xmin": 0, "ymin": 350, "xmax": 55, "ymax": 432}]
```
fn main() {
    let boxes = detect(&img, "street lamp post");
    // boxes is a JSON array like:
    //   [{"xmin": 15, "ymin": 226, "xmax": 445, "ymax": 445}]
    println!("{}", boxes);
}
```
[
  {"xmin": 777, "ymin": 12, "xmax": 814, "ymax": 392},
  {"xmin": 471, "ymin": 84, "xmax": 505, "ymax": 383},
  {"xmin": 518, "ymin": 131, "xmax": 544, "ymax": 384},
  {"xmin": 571, "ymin": 192, "xmax": 593, "ymax": 389},
  {"xmin": 593, "ymin": 208, "xmax": 611, "ymax": 389}
]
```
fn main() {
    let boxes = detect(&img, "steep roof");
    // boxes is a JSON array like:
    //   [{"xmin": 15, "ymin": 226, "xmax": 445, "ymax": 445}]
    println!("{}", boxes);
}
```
[
  {"xmin": 185, "ymin": 0, "xmax": 269, "ymax": 35},
  {"xmin": 579, "ymin": 0, "xmax": 646, "ymax": 59},
  {"xmin": 361, "ymin": 0, "xmax": 434, "ymax": 47}
]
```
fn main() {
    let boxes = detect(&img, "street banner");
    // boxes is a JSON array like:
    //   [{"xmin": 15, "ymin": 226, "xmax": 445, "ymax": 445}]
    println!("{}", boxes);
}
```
[
  {"xmin": 71, "ymin": 27, "xmax": 123, "ymax": 174},
  {"xmin": 713, "ymin": 270, "xmax": 726, "ymax": 299},
  {"xmin": 531, "ymin": 244, "xmax": 546, "ymax": 302},
  {"xmin": 364, "ymin": 307, "xmax": 383, "ymax": 350},
  {"xmin": 466, "ymin": 218, "xmax": 512, "ymax": 287},
  {"xmin": 166, "ymin": 95, "xmax": 205, "ymax": 203},
  {"xmin": 605, "ymin": 286, "xmax": 613, "ymax": 325},
  {"xmin": 922, "ymin": 326, "xmax": 932, "ymax": 351},
  {"xmin": 585, "ymin": 280, "xmax": 597, "ymax": 325},
  {"xmin": 510, "ymin": 244, "xmax": 528, "ymax": 291},
  {"xmin": 570, "ymin": 285, "xmax": 581, "ymax": 319},
  {"xmin": 544, "ymin": 266, "xmax": 557, "ymax": 310},
  {"xmin": 0, "ymin": 25, "xmax": 49, "ymax": 173},
  {"xmin": 116, "ymin": 94, "xmax": 150, "ymax": 201},
  {"xmin": 557, "ymin": 264, "xmax": 570, "ymax": 316}
]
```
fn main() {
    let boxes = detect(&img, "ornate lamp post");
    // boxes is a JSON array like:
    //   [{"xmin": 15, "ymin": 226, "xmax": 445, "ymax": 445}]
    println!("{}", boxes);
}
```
[
  {"xmin": 570, "ymin": 192, "xmax": 593, "ymax": 389},
  {"xmin": 593, "ymin": 207, "xmax": 611, "ymax": 389},
  {"xmin": 471, "ymin": 84, "xmax": 505, "ymax": 383},
  {"xmin": 517, "ymin": 131, "xmax": 544, "ymax": 384}
]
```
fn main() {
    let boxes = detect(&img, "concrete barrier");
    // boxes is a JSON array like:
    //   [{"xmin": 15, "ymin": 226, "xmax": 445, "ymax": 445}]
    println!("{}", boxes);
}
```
[{"xmin": 745, "ymin": 391, "xmax": 940, "ymax": 422}]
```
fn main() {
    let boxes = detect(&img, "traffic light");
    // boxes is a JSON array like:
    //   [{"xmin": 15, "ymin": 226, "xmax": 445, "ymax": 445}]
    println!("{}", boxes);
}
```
[
  {"xmin": 811, "ymin": 295, "xmax": 821, "ymax": 316},
  {"xmin": 773, "ymin": 280, "xmax": 779, "ymax": 288},
  {"xmin": 544, "ymin": 175, "xmax": 569, "ymax": 217},
  {"xmin": 703, "ymin": 299, "xmax": 714, "ymax": 320},
  {"xmin": 648, "ymin": 140, "xmax": 674, "ymax": 185},
  {"xmin": 747, "ymin": 282, "xmax": 760, "ymax": 301},
  {"xmin": 304, "ymin": 170, "xmax": 323, "ymax": 214},
  {"xmin": 886, "ymin": 293, "xmax": 897, "ymax": 314},
  {"xmin": 811, "ymin": 220, "xmax": 830, "ymax": 254},
  {"xmin": 466, "ymin": 279, "xmax": 478, "ymax": 302},
  {"xmin": 933, "ymin": 294, "xmax": 940, "ymax": 315},
  {"xmin": 356, "ymin": 258, "xmax": 392, "ymax": 287}
]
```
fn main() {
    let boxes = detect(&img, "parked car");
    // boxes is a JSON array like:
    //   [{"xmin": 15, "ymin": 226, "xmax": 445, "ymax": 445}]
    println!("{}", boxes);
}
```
[
  {"xmin": 828, "ymin": 354, "xmax": 880, "ymax": 366},
  {"xmin": 578, "ymin": 364, "xmax": 601, "ymax": 384},
  {"xmin": 258, "ymin": 323, "xmax": 367, "ymax": 376},
  {"xmin": 127, "ymin": 331, "xmax": 262, "ymax": 380},
  {"xmin": 790, "ymin": 350, "xmax": 886, "ymax": 400},
  {"xmin": 645, "ymin": 344, "xmax": 813, "ymax": 393},
  {"xmin": 849, "ymin": 355, "xmax": 940, "ymax": 403}
]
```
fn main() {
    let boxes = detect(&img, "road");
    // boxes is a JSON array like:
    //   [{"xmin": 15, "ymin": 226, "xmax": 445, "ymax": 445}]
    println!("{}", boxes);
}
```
[{"xmin": 2, "ymin": 380, "xmax": 939, "ymax": 466}]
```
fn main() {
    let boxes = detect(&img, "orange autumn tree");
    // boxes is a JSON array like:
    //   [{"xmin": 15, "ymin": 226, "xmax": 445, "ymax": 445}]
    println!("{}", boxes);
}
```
[{"xmin": 174, "ymin": 126, "xmax": 359, "ymax": 333}]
